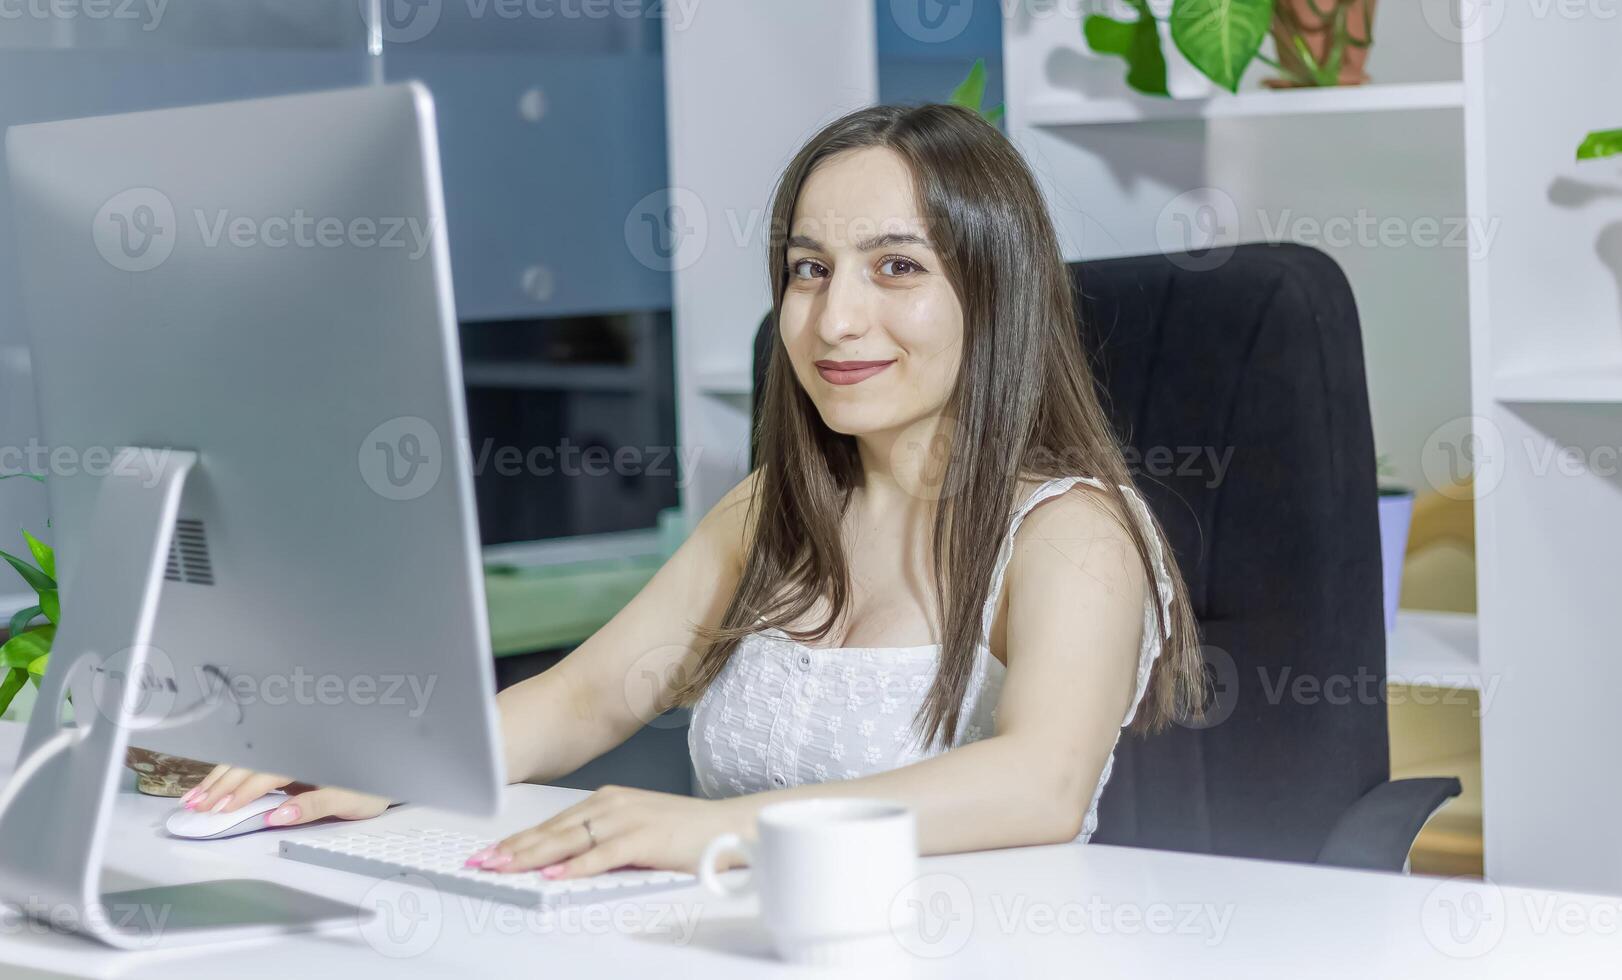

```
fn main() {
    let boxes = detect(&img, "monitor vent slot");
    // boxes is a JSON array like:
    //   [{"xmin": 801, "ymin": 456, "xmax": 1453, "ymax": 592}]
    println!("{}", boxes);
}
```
[{"xmin": 164, "ymin": 518, "xmax": 214, "ymax": 586}]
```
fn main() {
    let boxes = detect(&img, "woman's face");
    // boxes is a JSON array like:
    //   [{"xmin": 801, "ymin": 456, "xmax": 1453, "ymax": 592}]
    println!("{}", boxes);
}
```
[{"xmin": 779, "ymin": 147, "xmax": 964, "ymax": 440}]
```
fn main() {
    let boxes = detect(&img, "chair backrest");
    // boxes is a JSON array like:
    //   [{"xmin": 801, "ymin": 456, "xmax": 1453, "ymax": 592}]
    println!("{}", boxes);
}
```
[{"xmin": 750, "ymin": 243, "xmax": 1390, "ymax": 863}]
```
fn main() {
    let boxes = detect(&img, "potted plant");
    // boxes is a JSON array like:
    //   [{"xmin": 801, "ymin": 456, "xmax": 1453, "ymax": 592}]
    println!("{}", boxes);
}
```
[
  {"xmin": 1579, "ymin": 129, "xmax": 1622, "ymax": 161},
  {"xmin": 1376, "ymin": 455, "xmax": 1413, "ymax": 635},
  {"xmin": 949, "ymin": 58, "xmax": 1005, "ymax": 124},
  {"xmin": 1083, "ymin": 0, "xmax": 1377, "ymax": 96},
  {"xmin": 0, "ymin": 527, "xmax": 56, "ymax": 711},
  {"xmin": 0, "ymin": 478, "xmax": 211, "ymax": 796},
  {"xmin": 0, "ymin": 473, "xmax": 53, "ymax": 714}
]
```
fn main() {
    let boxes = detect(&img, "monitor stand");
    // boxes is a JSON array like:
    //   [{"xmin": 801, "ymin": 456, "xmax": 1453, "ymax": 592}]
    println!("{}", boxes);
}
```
[{"xmin": 0, "ymin": 447, "xmax": 371, "ymax": 949}]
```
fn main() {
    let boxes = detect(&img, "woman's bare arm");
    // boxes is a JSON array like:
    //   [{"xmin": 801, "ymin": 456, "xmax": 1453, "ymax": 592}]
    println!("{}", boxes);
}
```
[{"xmin": 497, "ymin": 471, "xmax": 758, "ymax": 785}]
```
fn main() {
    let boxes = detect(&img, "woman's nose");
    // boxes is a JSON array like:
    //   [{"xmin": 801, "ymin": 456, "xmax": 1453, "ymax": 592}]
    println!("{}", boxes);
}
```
[{"xmin": 816, "ymin": 267, "xmax": 869, "ymax": 346}]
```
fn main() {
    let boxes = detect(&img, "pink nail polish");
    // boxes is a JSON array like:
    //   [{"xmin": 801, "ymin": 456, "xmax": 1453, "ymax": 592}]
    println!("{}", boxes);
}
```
[
  {"xmin": 480, "ymin": 853, "xmax": 512, "ymax": 869},
  {"xmin": 209, "ymin": 794, "xmax": 232, "ymax": 814},
  {"xmin": 539, "ymin": 864, "xmax": 563, "ymax": 879},
  {"xmin": 179, "ymin": 787, "xmax": 199, "ymax": 806},
  {"xmin": 264, "ymin": 804, "xmax": 299, "ymax": 826}
]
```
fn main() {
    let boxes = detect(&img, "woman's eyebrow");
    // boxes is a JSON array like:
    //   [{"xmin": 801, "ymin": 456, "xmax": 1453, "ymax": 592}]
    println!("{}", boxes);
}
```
[{"xmin": 786, "ymin": 231, "xmax": 932, "ymax": 251}]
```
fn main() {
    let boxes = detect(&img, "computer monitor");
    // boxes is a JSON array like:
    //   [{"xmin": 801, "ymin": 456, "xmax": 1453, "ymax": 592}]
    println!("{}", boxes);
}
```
[{"xmin": 0, "ymin": 82, "xmax": 503, "ymax": 947}]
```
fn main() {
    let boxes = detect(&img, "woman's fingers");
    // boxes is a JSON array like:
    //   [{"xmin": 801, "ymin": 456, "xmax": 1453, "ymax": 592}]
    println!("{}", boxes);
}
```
[
  {"xmin": 183, "ymin": 766, "xmax": 248, "ymax": 811},
  {"xmin": 473, "ymin": 800, "xmax": 615, "ymax": 871},
  {"xmin": 183, "ymin": 767, "xmax": 292, "ymax": 813},
  {"xmin": 525, "ymin": 831, "xmax": 639, "ymax": 880},
  {"xmin": 498, "ymin": 796, "xmax": 597, "ymax": 848},
  {"xmin": 181, "ymin": 763, "xmax": 231, "ymax": 803},
  {"xmin": 498, "ymin": 811, "xmax": 622, "ymax": 874},
  {"xmin": 264, "ymin": 787, "xmax": 390, "ymax": 827}
]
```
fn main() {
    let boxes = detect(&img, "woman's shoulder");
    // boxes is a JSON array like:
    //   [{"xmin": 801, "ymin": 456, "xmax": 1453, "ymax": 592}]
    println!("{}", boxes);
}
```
[
  {"xmin": 1008, "ymin": 473, "xmax": 1145, "ymax": 586},
  {"xmin": 1011, "ymin": 472, "xmax": 1120, "ymax": 519}
]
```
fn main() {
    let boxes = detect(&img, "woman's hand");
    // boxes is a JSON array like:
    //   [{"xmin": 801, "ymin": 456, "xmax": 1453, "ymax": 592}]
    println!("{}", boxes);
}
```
[
  {"xmin": 182, "ymin": 764, "xmax": 391, "ymax": 827},
  {"xmin": 468, "ymin": 785, "xmax": 750, "ymax": 880}
]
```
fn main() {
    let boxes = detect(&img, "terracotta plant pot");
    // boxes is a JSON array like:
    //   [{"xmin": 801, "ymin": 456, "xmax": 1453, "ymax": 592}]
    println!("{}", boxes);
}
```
[
  {"xmin": 1267, "ymin": 0, "xmax": 1378, "ymax": 88},
  {"xmin": 124, "ymin": 747, "xmax": 214, "ymax": 797}
]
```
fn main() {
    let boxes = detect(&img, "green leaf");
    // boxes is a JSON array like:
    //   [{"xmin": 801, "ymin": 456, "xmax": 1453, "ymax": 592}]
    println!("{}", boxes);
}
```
[
  {"xmin": 947, "ymin": 59, "xmax": 1005, "ymax": 126},
  {"xmin": 1084, "ymin": 3, "xmax": 1170, "ymax": 97},
  {"xmin": 21, "ymin": 529, "xmax": 53, "ymax": 580},
  {"xmin": 1170, "ymin": 0, "xmax": 1274, "ymax": 94},
  {"xmin": 949, "ymin": 58, "xmax": 988, "ymax": 112},
  {"xmin": 0, "ymin": 625, "xmax": 53, "ymax": 669},
  {"xmin": 39, "ymin": 589, "xmax": 58, "ymax": 626},
  {"xmin": 1578, "ymin": 129, "xmax": 1622, "ymax": 161},
  {"xmin": 1085, "ymin": 13, "xmax": 1138, "ymax": 55},
  {"xmin": 26, "ymin": 653, "xmax": 47, "ymax": 678},
  {"xmin": 0, "ymin": 547, "xmax": 55, "ymax": 595},
  {"xmin": 0, "ymin": 473, "xmax": 44, "ymax": 484},
  {"xmin": 8, "ymin": 604, "xmax": 41, "ymax": 638},
  {"xmin": 0, "ymin": 667, "xmax": 26, "ymax": 718}
]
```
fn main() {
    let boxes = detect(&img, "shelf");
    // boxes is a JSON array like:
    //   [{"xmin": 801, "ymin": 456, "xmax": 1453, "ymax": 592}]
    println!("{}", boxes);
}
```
[
  {"xmin": 1024, "ymin": 80, "xmax": 1465, "ymax": 127},
  {"xmin": 1493, "ymin": 364, "xmax": 1622, "ymax": 404},
  {"xmin": 461, "ymin": 362, "xmax": 646, "ymax": 392},
  {"xmin": 694, "ymin": 368, "xmax": 752, "ymax": 397},
  {"xmin": 1386, "ymin": 610, "xmax": 1479, "ymax": 692},
  {"xmin": 484, "ymin": 528, "xmax": 665, "ymax": 570}
]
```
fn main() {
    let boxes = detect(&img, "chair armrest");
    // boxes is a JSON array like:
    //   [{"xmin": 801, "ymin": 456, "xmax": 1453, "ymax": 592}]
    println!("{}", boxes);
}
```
[{"xmin": 1314, "ymin": 777, "xmax": 1463, "ymax": 872}]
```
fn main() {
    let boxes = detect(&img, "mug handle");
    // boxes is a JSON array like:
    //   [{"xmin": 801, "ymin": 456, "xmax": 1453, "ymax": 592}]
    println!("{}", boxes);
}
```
[{"xmin": 698, "ymin": 831, "xmax": 756, "ymax": 897}]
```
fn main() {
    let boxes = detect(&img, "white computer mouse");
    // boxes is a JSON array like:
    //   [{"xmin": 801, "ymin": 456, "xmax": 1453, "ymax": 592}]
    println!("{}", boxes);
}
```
[{"xmin": 164, "ymin": 792, "xmax": 289, "ymax": 840}]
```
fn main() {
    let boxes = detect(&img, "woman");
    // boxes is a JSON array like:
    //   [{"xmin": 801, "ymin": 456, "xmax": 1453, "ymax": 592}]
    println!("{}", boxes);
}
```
[{"xmin": 182, "ymin": 103, "xmax": 1206, "ymax": 879}]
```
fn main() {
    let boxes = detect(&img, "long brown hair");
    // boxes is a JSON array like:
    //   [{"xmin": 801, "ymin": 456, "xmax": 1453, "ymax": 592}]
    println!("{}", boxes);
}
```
[{"xmin": 677, "ymin": 103, "xmax": 1205, "ymax": 746}]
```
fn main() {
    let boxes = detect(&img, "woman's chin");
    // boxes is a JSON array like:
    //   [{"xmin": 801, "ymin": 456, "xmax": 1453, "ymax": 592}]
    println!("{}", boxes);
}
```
[{"xmin": 814, "ymin": 403, "xmax": 902, "ymax": 438}]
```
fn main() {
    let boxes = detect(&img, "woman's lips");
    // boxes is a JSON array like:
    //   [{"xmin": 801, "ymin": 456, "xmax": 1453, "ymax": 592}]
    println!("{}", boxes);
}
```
[{"xmin": 814, "ymin": 359, "xmax": 895, "ymax": 386}]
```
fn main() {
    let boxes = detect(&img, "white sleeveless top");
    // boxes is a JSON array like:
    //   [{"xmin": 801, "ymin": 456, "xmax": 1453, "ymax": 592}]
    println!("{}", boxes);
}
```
[{"xmin": 687, "ymin": 476, "xmax": 1177, "ymax": 843}]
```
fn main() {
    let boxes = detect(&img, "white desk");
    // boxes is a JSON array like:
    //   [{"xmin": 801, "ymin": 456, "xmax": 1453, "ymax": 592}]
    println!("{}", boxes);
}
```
[{"xmin": 0, "ymin": 723, "xmax": 1614, "ymax": 978}]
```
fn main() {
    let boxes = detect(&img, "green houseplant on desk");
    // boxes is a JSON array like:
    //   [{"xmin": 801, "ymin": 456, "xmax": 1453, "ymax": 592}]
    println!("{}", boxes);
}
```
[
  {"xmin": 0, "ymin": 515, "xmax": 215, "ymax": 796},
  {"xmin": 0, "ymin": 525, "xmax": 57, "ymax": 713},
  {"xmin": 0, "ymin": 472, "xmax": 51, "ymax": 712}
]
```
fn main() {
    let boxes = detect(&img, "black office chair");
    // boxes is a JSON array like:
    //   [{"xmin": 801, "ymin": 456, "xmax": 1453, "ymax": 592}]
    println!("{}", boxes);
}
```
[{"xmin": 749, "ymin": 242, "xmax": 1460, "ymax": 872}]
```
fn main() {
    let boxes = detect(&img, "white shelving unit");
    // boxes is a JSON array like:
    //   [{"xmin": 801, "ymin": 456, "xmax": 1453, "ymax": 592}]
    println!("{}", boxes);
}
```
[
  {"xmin": 1386, "ymin": 610, "xmax": 1480, "ymax": 692},
  {"xmin": 1461, "ymin": 6, "xmax": 1622, "ymax": 897},
  {"xmin": 692, "ymin": 367, "xmax": 753, "ymax": 398},
  {"xmin": 1004, "ymin": 2, "xmax": 1622, "ymax": 895},
  {"xmin": 1022, "ymin": 79, "xmax": 1464, "ymax": 127},
  {"xmin": 662, "ymin": 2, "xmax": 877, "ymax": 517},
  {"xmin": 1492, "ymin": 364, "xmax": 1622, "ymax": 404}
]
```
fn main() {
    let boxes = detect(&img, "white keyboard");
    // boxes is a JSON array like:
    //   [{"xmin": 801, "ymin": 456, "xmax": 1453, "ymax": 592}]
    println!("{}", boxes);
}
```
[{"xmin": 279, "ymin": 827, "xmax": 694, "ymax": 909}]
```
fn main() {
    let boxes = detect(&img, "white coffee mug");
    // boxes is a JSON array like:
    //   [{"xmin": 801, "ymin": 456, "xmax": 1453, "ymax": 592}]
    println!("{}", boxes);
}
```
[{"xmin": 698, "ymin": 798, "xmax": 919, "ymax": 967}]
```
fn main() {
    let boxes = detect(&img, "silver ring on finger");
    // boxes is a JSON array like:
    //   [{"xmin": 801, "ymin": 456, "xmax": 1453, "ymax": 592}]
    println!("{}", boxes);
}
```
[{"xmin": 582, "ymin": 817, "xmax": 598, "ymax": 848}]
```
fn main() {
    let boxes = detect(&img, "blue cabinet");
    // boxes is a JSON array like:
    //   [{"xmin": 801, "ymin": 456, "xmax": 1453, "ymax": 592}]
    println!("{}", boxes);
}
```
[{"xmin": 385, "ymin": 49, "xmax": 671, "ymax": 320}]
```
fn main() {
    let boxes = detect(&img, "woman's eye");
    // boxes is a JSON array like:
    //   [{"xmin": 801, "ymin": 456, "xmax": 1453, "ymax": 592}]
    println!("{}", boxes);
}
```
[
  {"xmin": 789, "ymin": 258, "xmax": 826, "ymax": 280},
  {"xmin": 879, "ymin": 256, "xmax": 920, "ymax": 277}
]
